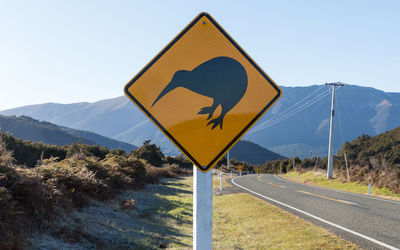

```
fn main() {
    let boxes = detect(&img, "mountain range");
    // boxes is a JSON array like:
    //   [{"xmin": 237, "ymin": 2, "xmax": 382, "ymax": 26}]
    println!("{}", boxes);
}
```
[{"xmin": 1, "ymin": 84, "xmax": 399, "ymax": 158}]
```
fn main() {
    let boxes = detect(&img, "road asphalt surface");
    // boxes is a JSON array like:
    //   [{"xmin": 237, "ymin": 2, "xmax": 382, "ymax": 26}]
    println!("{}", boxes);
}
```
[{"xmin": 231, "ymin": 174, "xmax": 400, "ymax": 250}]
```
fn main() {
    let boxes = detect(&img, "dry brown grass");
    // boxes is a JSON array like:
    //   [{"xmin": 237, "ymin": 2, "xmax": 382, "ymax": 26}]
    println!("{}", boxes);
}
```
[
  {"xmin": 0, "ymin": 149, "xmax": 189, "ymax": 249},
  {"xmin": 120, "ymin": 198, "xmax": 136, "ymax": 210}
]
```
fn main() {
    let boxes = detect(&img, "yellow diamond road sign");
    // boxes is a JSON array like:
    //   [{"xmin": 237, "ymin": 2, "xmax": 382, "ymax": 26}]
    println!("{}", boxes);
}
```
[{"xmin": 124, "ymin": 12, "xmax": 281, "ymax": 172}]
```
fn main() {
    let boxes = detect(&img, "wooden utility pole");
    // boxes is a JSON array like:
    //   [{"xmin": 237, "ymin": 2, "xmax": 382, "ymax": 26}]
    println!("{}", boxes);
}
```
[{"xmin": 325, "ymin": 82, "xmax": 344, "ymax": 179}]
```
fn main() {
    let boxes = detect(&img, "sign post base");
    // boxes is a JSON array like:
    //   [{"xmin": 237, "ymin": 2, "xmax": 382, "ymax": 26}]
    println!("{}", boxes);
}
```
[{"xmin": 193, "ymin": 166, "xmax": 212, "ymax": 250}]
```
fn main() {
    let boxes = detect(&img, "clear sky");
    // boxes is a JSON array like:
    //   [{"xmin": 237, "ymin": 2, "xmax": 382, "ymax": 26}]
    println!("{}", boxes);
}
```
[{"xmin": 1, "ymin": 0, "xmax": 399, "ymax": 110}]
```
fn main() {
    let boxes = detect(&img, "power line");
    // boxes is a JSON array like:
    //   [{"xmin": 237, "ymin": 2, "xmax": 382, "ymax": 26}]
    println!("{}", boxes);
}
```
[
  {"xmin": 254, "ymin": 84, "xmax": 343, "ymax": 132},
  {"xmin": 268, "ymin": 85, "xmax": 326, "ymax": 119},
  {"xmin": 261, "ymin": 90, "xmax": 331, "ymax": 128},
  {"xmin": 252, "ymin": 85, "xmax": 326, "ymax": 129},
  {"xmin": 251, "ymin": 96, "xmax": 327, "ymax": 132},
  {"xmin": 249, "ymin": 87, "xmax": 331, "ymax": 133},
  {"xmin": 334, "ymin": 87, "xmax": 350, "ymax": 181},
  {"xmin": 335, "ymin": 88, "xmax": 345, "ymax": 146}
]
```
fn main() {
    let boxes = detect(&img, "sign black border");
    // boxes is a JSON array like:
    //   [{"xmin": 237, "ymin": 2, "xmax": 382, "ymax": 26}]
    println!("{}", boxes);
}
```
[{"xmin": 124, "ymin": 12, "xmax": 281, "ymax": 172}]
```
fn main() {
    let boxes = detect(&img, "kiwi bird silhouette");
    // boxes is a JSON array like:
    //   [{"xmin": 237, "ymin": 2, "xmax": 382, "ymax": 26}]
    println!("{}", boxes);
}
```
[{"xmin": 152, "ymin": 56, "xmax": 248, "ymax": 129}]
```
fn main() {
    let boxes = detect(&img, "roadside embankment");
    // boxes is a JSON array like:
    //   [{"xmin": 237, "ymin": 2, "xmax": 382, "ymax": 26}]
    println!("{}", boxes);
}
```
[{"xmin": 282, "ymin": 170, "xmax": 400, "ymax": 201}]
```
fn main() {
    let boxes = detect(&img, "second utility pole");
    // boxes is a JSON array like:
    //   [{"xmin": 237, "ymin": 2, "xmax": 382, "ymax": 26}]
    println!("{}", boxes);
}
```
[{"xmin": 326, "ymin": 82, "xmax": 344, "ymax": 179}]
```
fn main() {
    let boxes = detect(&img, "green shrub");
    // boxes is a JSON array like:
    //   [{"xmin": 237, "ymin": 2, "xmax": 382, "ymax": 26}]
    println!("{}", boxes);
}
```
[
  {"xmin": 164, "ymin": 155, "xmax": 192, "ymax": 169},
  {"xmin": 130, "ymin": 140, "xmax": 164, "ymax": 167},
  {"xmin": 66, "ymin": 143, "xmax": 109, "ymax": 160},
  {"xmin": 1, "ymin": 132, "xmax": 67, "ymax": 167}
]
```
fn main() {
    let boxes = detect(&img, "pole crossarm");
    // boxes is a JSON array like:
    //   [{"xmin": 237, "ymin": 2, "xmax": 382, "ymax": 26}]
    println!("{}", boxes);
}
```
[{"xmin": 325, "ymin": 82, "xmax": 345, "ymax": 87}]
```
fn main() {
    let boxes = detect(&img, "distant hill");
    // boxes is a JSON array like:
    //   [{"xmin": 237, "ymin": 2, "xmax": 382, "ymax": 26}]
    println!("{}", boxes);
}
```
[
  {"xmin": 2, "ymin": 84, "xmax": 399, "ymax": 157},
  {"xmin": 0, "ymin": 115, "xmax": 136, "ymax": 152},
  {"xmin": 229, "ymin": 140, "xmax": 285, "ymax": 164}
]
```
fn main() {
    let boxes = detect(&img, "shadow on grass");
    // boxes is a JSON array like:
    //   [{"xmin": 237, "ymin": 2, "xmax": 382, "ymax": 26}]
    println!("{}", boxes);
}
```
[
  {"xmin": 118, "ymin": 178, "xmax": 193, "ymax": 249},
  {"xmin": 35, "ymin": 178, "xmax": 194, "ymax": 249}
]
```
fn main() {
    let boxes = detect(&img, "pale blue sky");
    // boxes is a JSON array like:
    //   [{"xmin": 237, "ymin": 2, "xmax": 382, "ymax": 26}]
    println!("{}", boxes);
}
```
[{"xmin": 1, "ymin": 0, "xmax": 399, "ymax": 110}]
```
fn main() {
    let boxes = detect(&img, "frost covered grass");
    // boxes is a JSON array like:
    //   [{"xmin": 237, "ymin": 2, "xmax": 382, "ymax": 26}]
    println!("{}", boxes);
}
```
[{"xmin": 27, "ymin": 179, "xmax": 193, "ymax": 249}]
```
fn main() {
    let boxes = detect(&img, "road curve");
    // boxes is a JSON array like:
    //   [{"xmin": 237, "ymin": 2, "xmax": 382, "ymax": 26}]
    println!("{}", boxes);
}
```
[{"xmin": 231, "ymin": 174, "xmax": 400, "ymax": 250}]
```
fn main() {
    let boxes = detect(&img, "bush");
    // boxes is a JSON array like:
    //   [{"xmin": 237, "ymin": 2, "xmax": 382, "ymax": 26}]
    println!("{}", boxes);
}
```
[
  {"xmin": 164, "ymin": 155, "xmax": 192, "ymax": 169},
  {"xmin": 1, "ymin": 132, "xmax": 67, "ymax": 167},
  {"xmin": 0, "ymin": 137, "xmax": 15, "ymax": 167},
  {"xmin": 130, "ymin": 140, "xmax": 164, "ymax": 167},
  {"xmin": 66, "ymin": 143, "xmax": 109, "ymax": 160}
]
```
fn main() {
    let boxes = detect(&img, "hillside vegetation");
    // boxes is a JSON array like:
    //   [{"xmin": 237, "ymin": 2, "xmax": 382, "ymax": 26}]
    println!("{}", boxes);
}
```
[
  {"xmin": 0, "ymin": 134, "xmax": 190, "ymax": 249},
  {"xmin": 335, "ymin": 127, "xmax": 400, "ymax": 192},
  {"xmin": 257, "ymin": 127, "xmax": 400, "ymax": 194},
  {"xmin": 0, "ymin": 115, "xmax": 136, "ymax": 152}
]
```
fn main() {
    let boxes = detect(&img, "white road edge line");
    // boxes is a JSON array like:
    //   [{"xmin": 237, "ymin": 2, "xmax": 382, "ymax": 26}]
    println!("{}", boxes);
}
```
[
  {"xmin": 232, "ymin": 177, "xmax": 399, "ymax": 250},
  {"xmin": 273, "ymin": 174, "xmax": 290, "ymax": 183},
  {"xmin": 273, "ymin": 174, "xmax": 400, "ymax": 205}
]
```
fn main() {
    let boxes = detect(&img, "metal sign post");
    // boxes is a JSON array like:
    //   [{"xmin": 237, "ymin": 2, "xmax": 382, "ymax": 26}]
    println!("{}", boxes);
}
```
[
  {"xmin": 193, "ymin": 166, "xmax": 212, "ymax": 250},
  {"xmin": 227, "ymin": 150, "xmax": 230, "ymax": 170},
  {"xmin": 368, "ymin": 176, "xmax": 372, "ymax": 196},
  {"xmin": 219, "ymin": 171, "xmax": 223, "ymax": 191},
  {"xmin": 238, "ymin": 165, "xmax": 243, "ymax": 176}
]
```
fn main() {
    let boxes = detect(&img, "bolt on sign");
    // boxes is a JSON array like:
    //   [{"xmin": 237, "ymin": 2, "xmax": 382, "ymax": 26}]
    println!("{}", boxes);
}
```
[{"xmin": 124, "ymin": 12, "xmax": 281, "ymax": 172}]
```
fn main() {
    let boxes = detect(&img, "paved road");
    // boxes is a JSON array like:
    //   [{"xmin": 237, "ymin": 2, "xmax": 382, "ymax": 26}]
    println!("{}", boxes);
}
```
[{"xmin": 231, "ymin": 174, "xmax": 400, "ymax": 250}]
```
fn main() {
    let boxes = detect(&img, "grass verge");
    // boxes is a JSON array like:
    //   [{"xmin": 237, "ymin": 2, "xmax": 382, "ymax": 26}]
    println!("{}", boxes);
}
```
[
  {"xmin": 213, "ymin": 193, "xmax": 357, "ymax": 249},
  {"xmin": 134, "ymin": 176, "xmax": 359, "ymax": 249},
  {"xmin": 283, "ymin": 170, "xmax": 400, "ymax": 200}
]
